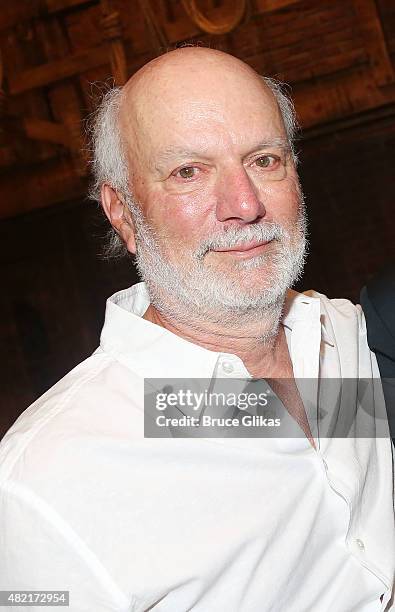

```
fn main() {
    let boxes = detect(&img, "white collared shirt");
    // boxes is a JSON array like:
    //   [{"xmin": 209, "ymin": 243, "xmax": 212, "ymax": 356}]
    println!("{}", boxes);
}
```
[{"xmin": 0, "ymin": 282, "xmax": 394, "ymax": 612}]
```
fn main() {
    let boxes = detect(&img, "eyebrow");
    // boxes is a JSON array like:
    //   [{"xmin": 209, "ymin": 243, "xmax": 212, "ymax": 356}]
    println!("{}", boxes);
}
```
[
  {"xmin": 154, "ymin": 138, "xmax": 290, "ymax": 172},
  {"xmin": 250, "ymin": 138, "xmax": 291, "ymax": 151},
  {"xmin": 154, "ymin": 147, "xmax": 205, "ymax": 172}
]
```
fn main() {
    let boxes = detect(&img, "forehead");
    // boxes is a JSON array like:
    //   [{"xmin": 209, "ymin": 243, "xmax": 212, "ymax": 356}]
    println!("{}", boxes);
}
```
[{"xmin": 121, "ymin": 59, "xmax": 286, "ymax": 164}]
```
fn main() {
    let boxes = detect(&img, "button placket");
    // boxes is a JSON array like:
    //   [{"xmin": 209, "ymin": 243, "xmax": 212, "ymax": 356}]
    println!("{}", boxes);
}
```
[{"xmin": 221, "ymin": 361, "xmax": 234, "ymax": 374}]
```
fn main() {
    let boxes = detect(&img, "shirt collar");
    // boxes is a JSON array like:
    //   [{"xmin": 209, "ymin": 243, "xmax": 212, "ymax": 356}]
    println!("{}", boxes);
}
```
[
  {"xmin": 100, "ymin": 283, "xmax": 219, "ymax": 379},
  {"xmin": 100, "ymin": 282, "xmax": 334, "ymax": 379},
  {"xmin": 282, "ymin": 289, "xmax": 335, "ymax": 347}
]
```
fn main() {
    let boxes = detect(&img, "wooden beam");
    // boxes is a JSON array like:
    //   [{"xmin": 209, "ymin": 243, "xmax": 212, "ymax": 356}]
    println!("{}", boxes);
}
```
[
  {"xmin": 49, "ymin": 82, "xmax": 88, "ymax": 175},
  {"xmin": 352, "ymin": 0, "xmax": 395, "ymax": 86},
  {"xmin": 9, "ymin": 46, "xmax": 109, "ymax": 95},
  {"xmin": 45, "ymin": 0, "xmax": 92, "ymax": 12},
  {"xmin": 254, "ymin": 0, "xmax": 302, "ymax": 14},
  {"xmin": 7, "ymin": 0, "xmax": 307, "ymax": 96},
  {"xmin": 0, "ymin": 0, "xmax": 93, "ymax": 25},
  {"xmin": 100, "ymin": 1, "xmax": 129, "ymax": 85},
  {"xmin": 24, "ymin": 118, "xmax": 70, "ymax": 146},
  {"xmin": 0, "ymin": 158, "xmax": 88, "ymax": 220},
  {"xmin": 293, "ymin": 66, "xmax": 395, "ymax": 129},
  {"xmin": 0, "ymin": 0, "xmax": 44, "ymax": 30},
  {"xmin": 138, "ymin": 0, "xmax": 169, "ymax": 51},
  {"xmin": 302, "ymin": 102, "xmax": 395, "ymax": 141}
]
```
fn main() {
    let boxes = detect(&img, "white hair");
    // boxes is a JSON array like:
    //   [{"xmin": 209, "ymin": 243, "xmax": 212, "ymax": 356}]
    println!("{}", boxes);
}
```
[{"xmin": 88, "ymin": 76, "xmax": 300, "ymax": 257}]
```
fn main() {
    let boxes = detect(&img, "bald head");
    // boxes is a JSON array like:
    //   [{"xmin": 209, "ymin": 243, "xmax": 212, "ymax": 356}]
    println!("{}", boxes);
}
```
[{"xmin": 121, "ymin": 46, "xmax": 270, "ymax": 107}]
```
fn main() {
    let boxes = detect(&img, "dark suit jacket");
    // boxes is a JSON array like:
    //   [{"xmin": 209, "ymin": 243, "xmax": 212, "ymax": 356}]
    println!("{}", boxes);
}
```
[{"xmin": 360, "ymin": 263, "xmax": 395, "ymax": 443}]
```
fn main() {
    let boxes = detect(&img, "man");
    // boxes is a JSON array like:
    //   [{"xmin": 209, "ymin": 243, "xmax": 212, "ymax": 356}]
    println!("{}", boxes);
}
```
[{"xmin": 0, "ymin": 47, "xmax": 394, "ymax": 611}]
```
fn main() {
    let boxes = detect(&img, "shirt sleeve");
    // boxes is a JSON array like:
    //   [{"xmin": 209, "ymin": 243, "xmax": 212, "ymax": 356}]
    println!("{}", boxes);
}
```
[{"xmin": 0, "ymin": 479, "xmax": 131, "ymax": 612}]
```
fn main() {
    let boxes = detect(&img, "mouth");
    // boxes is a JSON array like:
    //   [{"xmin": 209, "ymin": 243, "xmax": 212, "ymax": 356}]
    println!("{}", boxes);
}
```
[{"xmin": 211, "ymin": 239, "xmax": 273, "ymax": 258}]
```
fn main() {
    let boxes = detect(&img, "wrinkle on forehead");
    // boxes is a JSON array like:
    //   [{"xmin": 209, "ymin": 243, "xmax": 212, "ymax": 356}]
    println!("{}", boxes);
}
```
[{"xmin": 154, "ymin": 137, "xmax": 290, "ymax": 166}]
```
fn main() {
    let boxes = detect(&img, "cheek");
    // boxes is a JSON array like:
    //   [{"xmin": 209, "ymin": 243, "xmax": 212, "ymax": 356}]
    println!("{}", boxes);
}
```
[
  {"xmin": 259, "ymin": 178, "xmax": 301, "ymax": 223},
  {"xmin": 146, "ymin": 187, "xmax": 216, "ymax": 243}
]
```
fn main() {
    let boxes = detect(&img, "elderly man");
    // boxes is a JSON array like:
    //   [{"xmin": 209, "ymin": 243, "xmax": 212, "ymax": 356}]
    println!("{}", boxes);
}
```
[{"xmin": 0, "ymin": 47, "xmax": 394, "ymax": 612}]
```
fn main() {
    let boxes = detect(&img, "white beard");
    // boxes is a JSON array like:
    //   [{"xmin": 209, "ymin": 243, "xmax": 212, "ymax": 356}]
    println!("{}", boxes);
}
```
[{"xmin": 126, "ymin": 193, "xmax": 308, "ymax": 333}]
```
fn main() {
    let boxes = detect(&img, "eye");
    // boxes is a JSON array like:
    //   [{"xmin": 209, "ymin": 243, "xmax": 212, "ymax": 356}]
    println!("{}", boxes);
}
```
[
  {"xmin": 174, "ymin": 166, "xmax": 198, "ymax": 179},
  {"xmin": 255, "ymin": 155, "xmax": 279, "ymax": 169}
]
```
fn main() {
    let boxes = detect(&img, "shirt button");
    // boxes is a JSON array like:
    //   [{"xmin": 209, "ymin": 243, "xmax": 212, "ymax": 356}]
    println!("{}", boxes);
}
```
[
  {"xmin": 222, "ymin": 361, "xmax": 234, "ymax": 374},
  {"xmin": 355, "ymin": 539, "xmax": 365, "ymax": 552}
]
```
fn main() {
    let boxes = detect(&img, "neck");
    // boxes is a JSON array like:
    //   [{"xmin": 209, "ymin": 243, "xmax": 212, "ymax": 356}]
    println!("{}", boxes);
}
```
[{"xmin": 143, "ymin": 297, "xmax": 291, "ymax": 378}]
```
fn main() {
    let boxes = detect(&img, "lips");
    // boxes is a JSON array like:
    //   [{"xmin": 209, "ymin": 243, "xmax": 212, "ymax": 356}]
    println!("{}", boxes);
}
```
[{"xmin": 212, "ymin": 239, "xmax": 272, "ymax": 253}]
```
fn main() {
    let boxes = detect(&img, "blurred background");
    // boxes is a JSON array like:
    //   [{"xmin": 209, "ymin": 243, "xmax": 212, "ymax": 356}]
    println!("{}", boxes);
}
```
[{"xmin": 0, "ymin": 0, "xmax": 395, "ymax": 436}]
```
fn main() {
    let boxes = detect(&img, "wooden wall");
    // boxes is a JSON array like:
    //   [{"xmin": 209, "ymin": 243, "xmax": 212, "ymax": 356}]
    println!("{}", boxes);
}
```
[{"xmin": 1, "ymin": 0, "xmax": 395, "ymax": 218}]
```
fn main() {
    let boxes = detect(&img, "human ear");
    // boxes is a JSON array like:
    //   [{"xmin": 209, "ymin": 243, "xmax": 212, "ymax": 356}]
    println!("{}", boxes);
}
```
[{"xmin": 100, "ymin": 183, "xmax": 137, "ymax": 254}]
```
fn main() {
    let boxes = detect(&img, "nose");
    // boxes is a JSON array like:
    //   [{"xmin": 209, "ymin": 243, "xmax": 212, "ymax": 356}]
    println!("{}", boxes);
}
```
[{"xmin": 215, "ymin": 168, "xmax": 266, "ymax": 224}]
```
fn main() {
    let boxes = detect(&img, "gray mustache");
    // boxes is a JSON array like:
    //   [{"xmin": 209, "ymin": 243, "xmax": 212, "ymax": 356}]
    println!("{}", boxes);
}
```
[{"xmin": 194, "ymin": 223, "xmax": 286, "ymax": 259}]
